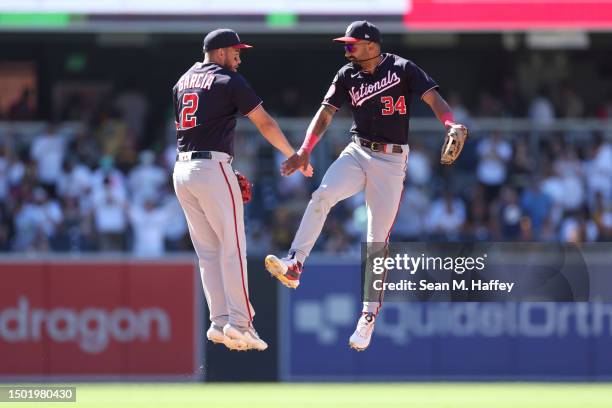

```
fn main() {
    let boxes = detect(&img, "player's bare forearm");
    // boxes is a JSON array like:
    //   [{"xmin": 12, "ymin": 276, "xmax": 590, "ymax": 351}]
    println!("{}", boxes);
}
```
[
  {"xmin": 248, "ymin": 105, "xmax": 295, "ymax": 158},
  {"xmin": 422, "ymin": 89, "xmax": 452, "ymax": 125},
  {"xmin": 303, "ymin": 104, "xmax": 336, "ymax": 144}
]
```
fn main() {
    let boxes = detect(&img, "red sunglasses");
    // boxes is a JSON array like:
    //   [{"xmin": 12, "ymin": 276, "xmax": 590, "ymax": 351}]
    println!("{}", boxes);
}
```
[{"xmin": 344, "ymin": 42, "xmax": 370, "ymax": 52}]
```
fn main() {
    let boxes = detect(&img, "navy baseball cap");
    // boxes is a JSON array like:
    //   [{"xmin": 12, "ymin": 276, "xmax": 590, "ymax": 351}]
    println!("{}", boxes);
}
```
[
  {"xmin": 203, "ymin": 28, "xmax": 253, "ymax": 52},
  {"xmin": 333, "ymin": 21, "xmax": 381, "ymax": 44}
]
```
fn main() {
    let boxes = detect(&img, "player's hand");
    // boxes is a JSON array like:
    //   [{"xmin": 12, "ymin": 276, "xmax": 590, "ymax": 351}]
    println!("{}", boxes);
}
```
[
  {"xmin": 281, "ymin": 149, "xmax": 311, "ymax": 177},
  {"xmin": 440, "ymin": 122, "xmax": 468, "ymax": 165},
  {"xmin": 300, "ymin": 163, "xmax": 314, "ymax": 177}
]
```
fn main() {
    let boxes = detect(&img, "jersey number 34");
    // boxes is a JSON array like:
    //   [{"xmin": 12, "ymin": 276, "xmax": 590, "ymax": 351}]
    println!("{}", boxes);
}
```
[
  {"xmin": 381, "ymin": 96, "xmax": 406, "ymax": 116},
  {"xmin": 180, "ymin": 93, "xmax": 199, "ymax": 129}
]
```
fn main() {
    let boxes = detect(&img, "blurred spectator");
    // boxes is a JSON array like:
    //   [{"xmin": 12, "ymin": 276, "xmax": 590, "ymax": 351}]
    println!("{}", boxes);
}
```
[
  {"xmin": 393, "ymin": 185, "xmax": 430, "ymax": 241},
  {"xmin": 492, "ymin": 186, "xmax": 523, "ymax": 241},
  {"xmin": 128, "ymin": 150, "xmax": 168, "ymax": 204},
  {"xmin": 521, "ymin": 178, "xmax": 553, "ymax": 240},
  {"xmin": 406, "ymin": 142, "xmax": 432, "ymax": 186},
  {"xmin": 163, "ymin": 193, "xmax": 189, "ymax": 251},
  {"xmin": 92, "ymin": 176, "xmax": 127, "ymax": 251},
  {"xmin": 529, "ymin": 88, "xmax": 555, "ymax": 128},
  {"xmin": 50, "ymin": 196, "xmax": 94, "ymax": 252},
  {"xmin": 67, "ymin": 131, "xmax": 101, "ymax": 169},
  {"xmin": 447, "ymin": 92, "xmax": 472, "ymax": 126},
  {"xmin": 0, "ymin": 204, "xmax": 13, "ymax": 251},
  {"xmin": 560, "ymin": 208, "xmax": 598, "ymax": 243},
  {"xmin": 584, "ymin": 133, "xmax": 612, "ymax": 205},
  {"xmin": 29, "ymin": 123, "xmax": 68, "ymax": 192},
  {"xmin": 346, "ymin": 204, "xmax": 367, "ymax": 243},
  {"xmin": 127, "ymin": 197, "xmax": 174, "ymax": 257},
  {"xmin": 559, "ymin": 84, "xmax": 584, "ymax": 118},
  {"xmin": 56, "ymin": 158, "xmax": 93, "ymax": 199},
  {"xmin": 270, "ymin": 207, "xmax": 295, "ymax": 252},
  {"xmin": 554, "ymin": 147, "xmax": 585, "ymax": 211},
  {"xmin": 91, "ymin": 156, "xmax": 128, "ymax": 203},
  {"xmin": 476, "ymin": 132, "xmax": 513, "ymax": 201},
  {"xmin": 322, "ymin": 218, "xmax": 354, "ymax": 254},
  {"xmin": 426, "ymin": 192, "xmax": 466, "ymax": 240},
  {"xmin": 13, "ymin": 187, "xmax": 62, "ymax": 251},
  {"xmin": 114, "ymin": 90, "xmax": 149, "ymax": 143},
  {"xmin": 93, "ymin": 107, "xmax": 128, "ymax": 158},
  {"xmin": 500, "ymin": 77, "xmax": 525, "ymax": 117},
  {"xmin": 464, "ymin": 185, "xmax": 491, "ymax": 241},
  {"xmin": 509, "ymin": 136, "xmax": 535, "ymax": 188}
]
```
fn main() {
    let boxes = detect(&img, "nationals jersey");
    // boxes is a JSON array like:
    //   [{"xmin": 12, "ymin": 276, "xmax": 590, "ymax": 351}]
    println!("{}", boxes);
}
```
[
  {"xmin": 322, "ymin": 53, "xmax": 438, "ymax": 145},
  {"xmin": 172, "ymin": 62, "xmax": 262, "ymax": 156}
]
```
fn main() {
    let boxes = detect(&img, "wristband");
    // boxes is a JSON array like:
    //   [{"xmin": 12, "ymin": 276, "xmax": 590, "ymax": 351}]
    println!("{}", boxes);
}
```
[
  {"xmin": 300, "ymin": 133, "xmax": 320, "ymax": 153},
  {"xmin": 440, "ymin": 112, "xmax": 455, "ymax": 128}
]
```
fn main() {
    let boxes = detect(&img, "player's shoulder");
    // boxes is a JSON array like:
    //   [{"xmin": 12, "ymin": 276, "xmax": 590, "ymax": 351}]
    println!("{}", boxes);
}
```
[
  {"xmin": 336, "ymin": 62, "xmax": 356, "ymax": 79},
  {"xmin": 386, "ymin": 53, "xmax": 414, "ymax": 69}
]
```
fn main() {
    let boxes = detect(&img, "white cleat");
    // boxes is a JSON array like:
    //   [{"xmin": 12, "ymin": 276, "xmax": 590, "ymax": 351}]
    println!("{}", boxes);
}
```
[
  {"xmin": 264, "ymin": 254, "xmax": 302, "ymax": 289},
  {"xmin": 349, "ymin": 313, "xmax": 376, "ymax": 351},
  {"xmin": 223, "ymin": 324, "xmax": 268, "ymax": 351},
  {"xmin": 207, "ymin": 323, "xmax": 247, "ymax": 351}
]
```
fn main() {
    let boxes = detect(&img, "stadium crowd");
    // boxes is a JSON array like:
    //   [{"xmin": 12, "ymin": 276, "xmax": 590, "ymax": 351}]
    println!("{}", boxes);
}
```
[{"xmin": 0, "ymin": 85, "xmax": 611, "ymax": 256}]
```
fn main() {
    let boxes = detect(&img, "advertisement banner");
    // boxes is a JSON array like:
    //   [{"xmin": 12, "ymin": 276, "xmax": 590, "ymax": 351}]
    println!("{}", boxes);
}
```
[
  {"xmin": 0, "ymin": 259, "xmax": 199, "ymax": 380},
  {"xmin": 281, "ymin": 261, "xmax": 612, "ymax": 380},
  {"xmin": 404, "ymin": 1, "xmax": 612, "ymax": 31}
]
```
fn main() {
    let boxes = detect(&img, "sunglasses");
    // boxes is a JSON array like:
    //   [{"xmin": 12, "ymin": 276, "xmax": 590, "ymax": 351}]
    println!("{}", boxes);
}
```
[{"xmin": 344, "ymin": 42, "xmax": 370, "ymax": 52}]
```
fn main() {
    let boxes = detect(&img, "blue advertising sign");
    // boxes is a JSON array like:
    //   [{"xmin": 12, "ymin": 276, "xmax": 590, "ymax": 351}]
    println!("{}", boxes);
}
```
[{"xmin": 280, "ymin": 261, "xmax": 612, "ymax": 381}]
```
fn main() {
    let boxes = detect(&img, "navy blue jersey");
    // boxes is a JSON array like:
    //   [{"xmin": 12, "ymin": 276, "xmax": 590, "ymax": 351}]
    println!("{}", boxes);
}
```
[
  {"xmin": 173, "ymin": 62, "xmax": 262, "ymax": 155},
  {"xmin": 322, "ymin": 53, "xmax": 438, "ymax": 145}
]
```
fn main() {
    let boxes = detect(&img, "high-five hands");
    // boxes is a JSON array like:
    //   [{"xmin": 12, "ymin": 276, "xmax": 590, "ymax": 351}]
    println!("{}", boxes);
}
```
[{"xmin": 281, "ymin": 149, "xmax": 313, "ymax": 177}]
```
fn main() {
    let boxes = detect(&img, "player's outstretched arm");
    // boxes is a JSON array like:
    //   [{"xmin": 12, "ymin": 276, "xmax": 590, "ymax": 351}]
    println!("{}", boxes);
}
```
[
  {"xmin": 281, "ymin": 104, "xmax": 336, "ymax": 176},
  {"xmin": 422, "ymin": 89, "xmax": 468, "ymax": 165},
  {"xmin": 422, "ymin": 89, "xmax": 454, "ymax": 126},
  {"xmin": 247, "ymin": 104, "xmax": 313, "ymax": 177}
]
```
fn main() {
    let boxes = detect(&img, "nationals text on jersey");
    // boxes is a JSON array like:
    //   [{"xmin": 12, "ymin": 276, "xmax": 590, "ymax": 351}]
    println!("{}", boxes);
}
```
[{"xmin": 349, "ymin": 70, "xmax": 401, "ymax": 107}]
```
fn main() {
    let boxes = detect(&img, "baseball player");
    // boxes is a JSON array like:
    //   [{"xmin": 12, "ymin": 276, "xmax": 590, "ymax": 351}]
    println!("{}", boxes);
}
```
[
  {"xmin": 266, "ymin": 21, "xmax": 467, "ymax": 351},
  {"xmin": 173, "ymin": 29, "xmax": 312, "ymax": 351}
]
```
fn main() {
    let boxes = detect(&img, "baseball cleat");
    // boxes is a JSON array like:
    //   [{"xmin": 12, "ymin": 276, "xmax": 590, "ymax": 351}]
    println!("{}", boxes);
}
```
[
  {"xmin": 223, "ymin": 324, "xmax": 268, "ymax": 351},
  {"xmin": 349, "ymin": 313, "xmax": 376, "ymax": 351},
  {"xmin": 207, "ymin": 323, "xmax": 247, "ymax": 351},
  {"xmin": 264, "ymin": 254, "xmax": 302, "ymax": 289}
]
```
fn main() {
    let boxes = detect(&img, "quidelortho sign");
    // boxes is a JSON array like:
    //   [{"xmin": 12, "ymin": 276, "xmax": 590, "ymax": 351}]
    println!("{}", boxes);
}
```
[
  {"xmin": 0, "ymin": 259, "xmax": 199, "ymax": 379},
  {"xmin": 280, "ymin": 261, "xmax": 612, "ymax": 381}
]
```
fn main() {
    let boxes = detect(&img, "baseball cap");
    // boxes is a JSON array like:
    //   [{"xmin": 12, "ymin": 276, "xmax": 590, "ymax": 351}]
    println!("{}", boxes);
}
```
[
  {"xmin": 333, "ymin": 21, "xmax": 381, "ymax": 44},
  {"xmin": 203, "ymin": 28, "xmax": 253, "ymax": 52}
]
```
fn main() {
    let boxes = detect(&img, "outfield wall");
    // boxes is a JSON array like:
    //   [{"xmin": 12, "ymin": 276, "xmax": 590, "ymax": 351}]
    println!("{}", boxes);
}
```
[
  {"xmin": 0, "ymin": 256, "xmax": 203, "ymax": 381},
  {"xmin": 280, "ymin": 260, "xmax": 612, "ymax": 381},
  {"xmin": 2, "ymin": 255, "xmax": 611, "ymax": 381}
]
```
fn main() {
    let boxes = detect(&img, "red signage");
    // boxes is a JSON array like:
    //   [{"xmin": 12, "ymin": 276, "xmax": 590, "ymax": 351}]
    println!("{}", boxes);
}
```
[
  {"xmin": 0, "ymin": 259, "xmax": 199, "ymax": 379},
  {"xmin": 404, "ymin": 1, "xmax": 612, "ymax": 30}
]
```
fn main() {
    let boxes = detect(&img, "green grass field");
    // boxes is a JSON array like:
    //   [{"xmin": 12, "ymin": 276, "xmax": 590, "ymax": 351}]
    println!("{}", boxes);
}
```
[{"xmin": 4, "ymin": 383, "xmax": 612, "ymax": 408}]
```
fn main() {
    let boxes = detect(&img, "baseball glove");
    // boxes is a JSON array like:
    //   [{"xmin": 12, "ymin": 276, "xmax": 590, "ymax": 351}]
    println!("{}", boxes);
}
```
[
  {"xmin": 234, "ymin": 170, "xmax": 252, "ymax": 204},
  {"xmin": 440, "ymin": 123, "xmax": 468, "ymax": 165}
]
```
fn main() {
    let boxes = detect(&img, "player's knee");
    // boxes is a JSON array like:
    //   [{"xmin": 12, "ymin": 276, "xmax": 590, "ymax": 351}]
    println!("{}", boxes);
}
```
[{"xmin": 311, "ymin": 185, "xmax": 338, "ymax": 211}]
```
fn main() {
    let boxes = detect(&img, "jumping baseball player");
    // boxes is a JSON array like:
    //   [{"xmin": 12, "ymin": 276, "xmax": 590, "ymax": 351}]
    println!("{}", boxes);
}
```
[
  {"xmin": 173, "ymin": 28, "xmax": 312, "ymax": 352},
  {"xmin": 265, "ymin": 21, "xmax": 467, "ymax": 351}
]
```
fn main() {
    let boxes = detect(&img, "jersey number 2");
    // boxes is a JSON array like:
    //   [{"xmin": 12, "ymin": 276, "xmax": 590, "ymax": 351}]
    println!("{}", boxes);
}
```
[
  {"xmin": 180, "ymin": 93, "xmax": 199, "ymax": 129},
  {"xmin": 381, "ymin": 96, "xmax": 407, "ymax": 115}
]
